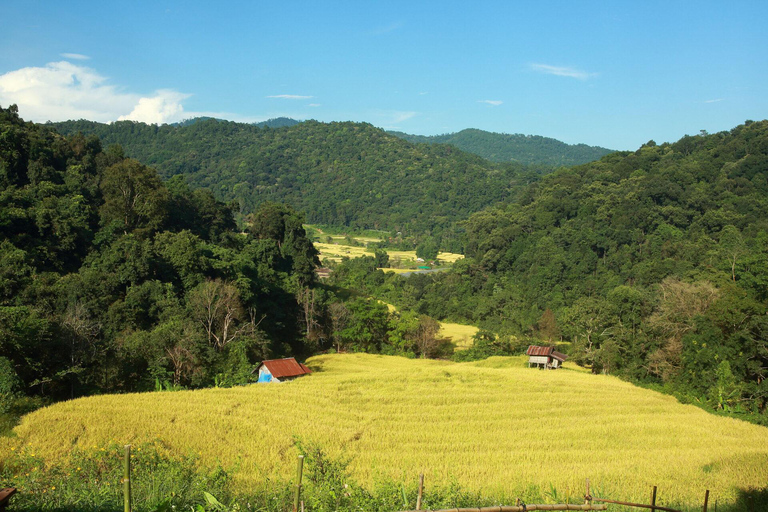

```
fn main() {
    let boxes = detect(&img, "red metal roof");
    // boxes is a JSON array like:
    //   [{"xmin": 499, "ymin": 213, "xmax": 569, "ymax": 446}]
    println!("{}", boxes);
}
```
[
  {"xmin": 526, "ymin": 345, "xmax": 554, "ymax": 357},
  {"xmin": 551, "ymin": 351, "xmax": 568, "ymax": 362},
  {"xmin": 260, "ymin": 358, "xmax": 312, "ymax": 379}
]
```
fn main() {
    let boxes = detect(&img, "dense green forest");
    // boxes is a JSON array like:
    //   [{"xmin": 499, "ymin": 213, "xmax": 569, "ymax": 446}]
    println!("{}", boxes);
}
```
[
  {"xmin": 331, "ymin": 123, "xmax": 768, "ymax": 423},
  {"xmin": 388, "ymin": 128, "xmax": 614, "ymax": 167},
  {"xmin": 0, "ymin": 105, "xmax": 332, "ymax": 402},
  {"xmin": 48, "ymin": 118, "xmax": 540, "ymax": 250},
  {"xmin": 172, "ymin": 116, "xmax": 301, "ymax": 129}
]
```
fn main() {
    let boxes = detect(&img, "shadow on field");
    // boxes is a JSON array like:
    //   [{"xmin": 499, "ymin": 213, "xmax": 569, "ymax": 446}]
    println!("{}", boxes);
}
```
[{"xmin": 721, "ymin": 486, "xmax": 768, "ymax": 512}]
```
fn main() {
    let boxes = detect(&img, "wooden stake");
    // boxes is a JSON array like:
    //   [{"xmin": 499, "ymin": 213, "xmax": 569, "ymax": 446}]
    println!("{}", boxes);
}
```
[
  {"xmin": 702, "ymin": 490, "xmax": 709, "ymax": 512},
  {"xmin": 293, "ymin": 455, "xmax": 304, "ymax": 512},
  {"xmin": 585, "ymin": 478, "xmax": 591, "ymax": 505},
  {"xmin": 651, "ymin": 486, "xmax": 657, "ymax": 512},
  {"xmin": 123, "ymin": 445, "xmax": 132, "ymax": 512},
  {"xmin": 416, "ymin": 473, "xmax": 424, "ymax": 510}
]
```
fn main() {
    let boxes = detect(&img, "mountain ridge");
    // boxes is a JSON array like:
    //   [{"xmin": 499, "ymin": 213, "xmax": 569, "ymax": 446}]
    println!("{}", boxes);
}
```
[{"xmin": 388, "ymin": 127, "xmax": 614, "ymax": 166}]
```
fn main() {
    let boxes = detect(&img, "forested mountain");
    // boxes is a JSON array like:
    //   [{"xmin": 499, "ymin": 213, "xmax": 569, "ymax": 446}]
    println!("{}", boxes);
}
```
[
  {"xmin": 48, "ymin": 119, "xmax": 540, "ymax": 249},
  {"xmin": 173, "ymin": 117, "xmax": 300, "ymax": 129},
  {"xmin": 253, "ymin": 117, "xmax": 300, "ymax": 128},
  {"xmin": 388, "ymin": 128, "xmax": 614, "ymax": 167},
  {"xmin": 0, "ymin": 105, "xmax": 323, "ymax": 401},
  {"xmin": 368, "ymin": 121, "xmax": 768, "ymax": 421}
]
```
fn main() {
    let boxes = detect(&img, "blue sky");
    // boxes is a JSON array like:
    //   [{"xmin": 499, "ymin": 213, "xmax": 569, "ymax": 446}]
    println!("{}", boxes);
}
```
[{"xmin": 1, "ymin": 1, "xmax": 766, "ymax": 150}]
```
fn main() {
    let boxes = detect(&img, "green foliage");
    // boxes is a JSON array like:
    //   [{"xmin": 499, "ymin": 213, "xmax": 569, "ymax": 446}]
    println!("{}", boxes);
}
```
[
  {"xmin": 0, "ymin": 105, "xmax": 323, "ymax": 401},
  {"xmin": 48, "ymin": 118, "xmax": 542, "ymax": 245},
  {"xmin": 0, "ymin": 442, "xmax": 231, "ymax": 511},
  {"xmin": 0, "ymin": 356, "xmax": 20, "ymax": 413},
  {"xmin": 389, "ymin": 127, "xmax": 614, "ymax": 166}
]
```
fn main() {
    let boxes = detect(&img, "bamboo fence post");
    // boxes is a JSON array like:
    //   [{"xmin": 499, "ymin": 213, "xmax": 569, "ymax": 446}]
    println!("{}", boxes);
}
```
[
  {"xmin": 123, "ymin": 444, "xmax": 132, "ymax": 512},
  {"xmin": 416, "ymin": 473, "xmax": 424, "ymax": 510},
  {"xmin": 585, "ymin": 478, "xmax": 591, "ymax": 505},
  {"xmin": 293, "ymin": 455, "xmax": 304, "ymax": 512},
  {"xmin": 702, "ymin": 490, "xmax": 709, "ymax": 512},
  {"xmin": 651, "ymin": 486, "xmax": 657, "ymax": 512}
]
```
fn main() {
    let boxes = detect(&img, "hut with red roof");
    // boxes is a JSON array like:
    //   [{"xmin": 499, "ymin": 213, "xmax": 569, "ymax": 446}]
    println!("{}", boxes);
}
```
[
  {"xmin": 255, "ymin": 357, "xmax": 312, "ymax": 383},
  {"xmin": 526, "ymin": 345, "xmax": 567, "ymax": 369}
]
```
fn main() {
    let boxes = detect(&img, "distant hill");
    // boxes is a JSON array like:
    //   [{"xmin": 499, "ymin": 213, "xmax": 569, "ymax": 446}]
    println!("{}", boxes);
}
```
[
  {"xmin": 47, "ymin": 119, "xmax": 541, "ymax": 246},
  {"xmin": 253, "ymin": 117, "xmax": 300, "ymax": 128},
  {"xmin": 172, "ymin": 117, "xmax": 301, "ymax": 129},
  {"xmin": 389, "ymin": 128, "xmax": 614, "ymax": 167}
]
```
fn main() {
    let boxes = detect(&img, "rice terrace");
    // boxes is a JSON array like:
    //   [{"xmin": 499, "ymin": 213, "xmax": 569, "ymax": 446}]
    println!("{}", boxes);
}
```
[{"xmin": 5, "ymin": 354, "xmax": 767, "ymax": 510}]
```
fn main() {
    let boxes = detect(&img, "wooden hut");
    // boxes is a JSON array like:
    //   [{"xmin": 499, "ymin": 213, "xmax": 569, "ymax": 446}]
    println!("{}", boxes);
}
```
[
  {"xmin": 526, "ymin": 345, "xmax": 567, "ymax": 369},
  {"xmin": 255, "ymin": 357, "xmax": 312, "ymax": 383}
]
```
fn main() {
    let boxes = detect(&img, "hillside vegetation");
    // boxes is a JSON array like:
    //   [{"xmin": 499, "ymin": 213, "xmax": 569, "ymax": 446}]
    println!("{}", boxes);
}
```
[
  {"xmin": 362, "ymin": 121, "xmax": 768, "ymax": 423},
  {"xmin": 389, "ymin": 128, "xmax": 614, "ymax": 166},
  {"xmin": 48, "ymin": 119, "xmax": 540, "ymax": 248},
  {"xmin": 7, "ymin": 353, "xmax": 768, "ymax": 509},
  {"xmin": 0, "ymin": 105, "xmax": 324, "ymax": 402}
]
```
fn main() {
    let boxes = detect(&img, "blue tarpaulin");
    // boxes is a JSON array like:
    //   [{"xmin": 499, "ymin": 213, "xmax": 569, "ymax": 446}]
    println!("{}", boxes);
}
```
[{"xmin": 257, "ymin": 371, "xmax": 272, "ymax": 383}]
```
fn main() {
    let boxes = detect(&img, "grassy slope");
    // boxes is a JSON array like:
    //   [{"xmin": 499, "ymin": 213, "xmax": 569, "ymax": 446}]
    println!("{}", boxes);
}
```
[{"xmin": 6, "ymin": 354, "xmax": 767, "ymax": 507}]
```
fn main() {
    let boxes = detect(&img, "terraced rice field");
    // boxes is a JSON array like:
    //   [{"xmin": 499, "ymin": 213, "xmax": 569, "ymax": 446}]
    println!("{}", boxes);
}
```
[
  {"xmin": 313, "ymin": 242, "xmax": 463, "ymax": 265},
  {"xmin": 6, "ymin": 354, "xmax": 768, "ymax": 508}
]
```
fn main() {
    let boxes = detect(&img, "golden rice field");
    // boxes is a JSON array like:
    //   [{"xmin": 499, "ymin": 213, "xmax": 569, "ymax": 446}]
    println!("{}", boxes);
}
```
[
  {"xmin": 438, "ymin": 322, "xmax": 479, "ymax": 349},
  {"xmin": 6, "ymin": 354, "xmax": 768, "ymax": 508},
  {"xmin": 313, "ymin": 242, "xmax": 464, "ymax": 265}
]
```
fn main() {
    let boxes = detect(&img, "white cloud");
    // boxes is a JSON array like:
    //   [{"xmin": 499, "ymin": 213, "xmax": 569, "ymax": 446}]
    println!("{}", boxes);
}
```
[
  {"xmin": 61, "ymin": 53, "xmax": 90, "ymax": 60},
  {"xmin": 704, "ymin": 98, "xmax": 724, "ymax": 103},
  {"xmin": 267, "ymin": 94, "xmax": 313, "ymax": 100},
  {"xmin": 478, "ymin": 100, "xmax": 503, "ymax": 106},
  {"xmin": 530, "ymin": 63, "xmax": 595, "ymax": 80},
  {"xmin": 118, "ymin": 89, "xmax": 190, "ymax": 124},
  {"xmin": 308, "ymin": 103, "xmax": 321, "ymax": 107},
  {"xmin": 0, "ymin": 61, "xmax": 193, "ymax": 124}
]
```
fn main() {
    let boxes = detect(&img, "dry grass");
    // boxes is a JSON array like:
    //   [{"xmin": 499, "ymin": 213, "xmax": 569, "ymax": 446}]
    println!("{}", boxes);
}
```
[{"xmin": 6, "ymin": 354, "xmax": 767, "ymax": 508}]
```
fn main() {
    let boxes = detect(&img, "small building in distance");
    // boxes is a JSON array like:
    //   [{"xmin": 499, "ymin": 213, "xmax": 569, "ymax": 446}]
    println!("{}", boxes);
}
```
[
  {"xmin": 256, "ymin": 357, "xmax": 312, "ymax": 383},
  {"xmin": 526, "ymin": 345, "xmax": 567, "ymax": 369}
]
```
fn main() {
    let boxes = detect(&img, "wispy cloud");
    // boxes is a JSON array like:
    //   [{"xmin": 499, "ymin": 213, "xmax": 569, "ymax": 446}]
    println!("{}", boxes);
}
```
[
  {"xmin": 61, "ymin": 53, "xmax": 90, "ymax": 60},
  {"xmin": 478, "ymin": 100, "xmax": 503, "ymax": 106},
  {"xmin": 0, "ymin": 61, "xmax": 194, "ymax": 124},
  {"xmin": 308, "ymin": 103, "xmax": 321, "ymax": 107},
  {"xmin": 704, "ymin": 98, "xmax": 724, "ymax": 103},
  {"xmin": 530, "ymin": 63, "xmax": 595, "ymax": 80},
  {"xmin": 267, "ymin": 94, "xmax": 313, "ymax": 100},
  {"xmin": 369, "ymin": 21, "xmax": 404, "ymax": 36}
]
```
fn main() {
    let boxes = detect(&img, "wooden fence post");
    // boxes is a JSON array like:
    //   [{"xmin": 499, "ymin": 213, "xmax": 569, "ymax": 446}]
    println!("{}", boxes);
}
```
[
  {"xmin": 585, "ymin": 478, "xmax": 592, "ymax": 505},
  {"xmin": 123, "ymin": 444, "xmax": 132, "ymax": 512},
  {"xmin": 651, "ymin": 485, "xmax": 657, "ymax": 512},
  {"xmin": 416, "ymin": 473, "xmax": 424, "ymax": 510},
  {"xmin": 293, "ymin": 455, "xmax": 304, "ymax": 512},
  {"xmin": 703, "ymin": 489, "xmax": 709, "ymax": 512}
]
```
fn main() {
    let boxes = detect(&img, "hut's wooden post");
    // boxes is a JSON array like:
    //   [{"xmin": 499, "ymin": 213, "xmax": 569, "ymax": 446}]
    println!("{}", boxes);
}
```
[
  {"xmin": 123, "ymin": 444, "xmax": 132, "ymax": 512},
  {"xmin": 293, "ymin": 455, "xmax": 304, "ymax": 512},
  {"xmin": 416, "ymin": 473, "xmax": 424, "ymax": 510},
  {"xmin": 651, "ymin": 485, "xmax": 657, "ymax": 512},
  {"xmin": 702, "ymin": 489, "xmax": 709, "ymax": 512}
]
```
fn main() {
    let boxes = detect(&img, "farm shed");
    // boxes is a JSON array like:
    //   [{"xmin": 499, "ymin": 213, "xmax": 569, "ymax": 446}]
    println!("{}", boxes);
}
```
[
  {"xmin": 255, "ymin": 357, "xmax": 312, "ymax": 383},
  {"xmin": 526, "ymin": 345, "xmax": 567, "ymax": 369}
]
